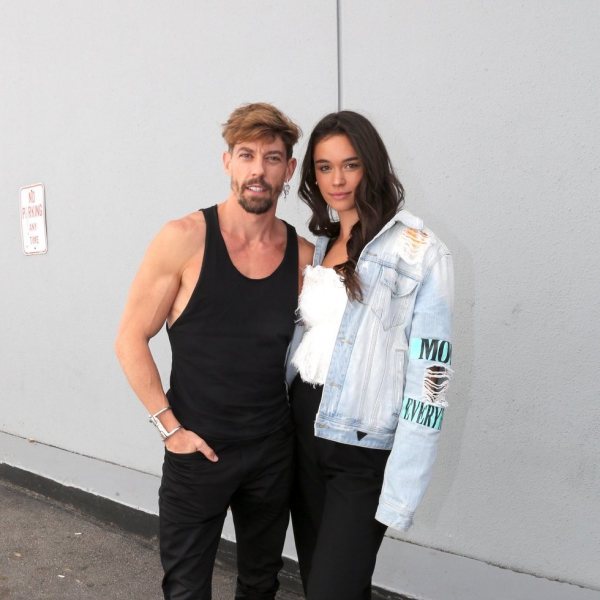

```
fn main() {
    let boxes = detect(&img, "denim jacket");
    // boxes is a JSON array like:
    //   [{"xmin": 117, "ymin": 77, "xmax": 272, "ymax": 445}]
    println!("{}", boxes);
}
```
[{"xmin": 286, "ymin": 209, "xmax": 454, "ymax": 530}]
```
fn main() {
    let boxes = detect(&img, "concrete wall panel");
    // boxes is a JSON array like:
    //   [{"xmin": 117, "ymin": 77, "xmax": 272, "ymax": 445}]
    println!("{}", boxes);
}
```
[
  {"xmin": 2, "ymin": 1, "xmax": 599, "ymax": 596},
  {"xmin": 0, "ymin": 0, "xmax": 336, "ymax": 472},
  {"xmin": 340, "ymin": 0, "xmax": 600, "ymax": 589}
]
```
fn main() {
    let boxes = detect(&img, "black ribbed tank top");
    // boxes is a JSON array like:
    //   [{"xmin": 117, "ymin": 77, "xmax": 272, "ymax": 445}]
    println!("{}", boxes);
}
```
[{"xmin": 166, "ymin": 205, "xmax": 298, "ymax": 442}]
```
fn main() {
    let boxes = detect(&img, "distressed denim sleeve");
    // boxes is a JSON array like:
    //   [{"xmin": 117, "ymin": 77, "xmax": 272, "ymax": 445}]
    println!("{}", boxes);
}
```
[{"xmin": 375, "ymin": 250, "xmax": 454, "ymax": 530}]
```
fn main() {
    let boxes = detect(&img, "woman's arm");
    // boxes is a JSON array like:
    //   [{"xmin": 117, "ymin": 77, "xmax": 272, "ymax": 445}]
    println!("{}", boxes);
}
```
[{"xmin": 376, "ymin": 250, "xmax": 454, "ymax": 530}]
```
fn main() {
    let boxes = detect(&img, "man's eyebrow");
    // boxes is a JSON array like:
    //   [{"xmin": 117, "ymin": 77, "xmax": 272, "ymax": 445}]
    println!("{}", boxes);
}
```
[{"xmin": 236, "ymin": 147, "xmax": 284, "ymax": 157}]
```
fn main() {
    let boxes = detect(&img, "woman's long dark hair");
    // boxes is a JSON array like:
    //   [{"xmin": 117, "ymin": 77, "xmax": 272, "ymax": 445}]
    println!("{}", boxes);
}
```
[{"xmin": 299, "ymin": 111, "xmax": 405, "ymax": 300}]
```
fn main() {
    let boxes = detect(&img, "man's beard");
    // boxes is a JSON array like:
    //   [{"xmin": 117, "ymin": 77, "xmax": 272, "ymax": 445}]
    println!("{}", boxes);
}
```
[{"xmin": 233, "ymin": 177, "xmax": 282, "ymax": 215}]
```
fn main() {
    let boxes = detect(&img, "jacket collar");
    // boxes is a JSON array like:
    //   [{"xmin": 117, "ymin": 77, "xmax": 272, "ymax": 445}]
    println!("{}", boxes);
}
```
[{"xmin": 391, "ymin": 208, "xmax": 423, "ymax": 230}]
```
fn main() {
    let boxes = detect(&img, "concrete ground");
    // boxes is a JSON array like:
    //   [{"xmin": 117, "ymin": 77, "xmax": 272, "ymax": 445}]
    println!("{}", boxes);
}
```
[{"xmin": 0, "ymin": 478, "xmax": 303, "ymax": 600}]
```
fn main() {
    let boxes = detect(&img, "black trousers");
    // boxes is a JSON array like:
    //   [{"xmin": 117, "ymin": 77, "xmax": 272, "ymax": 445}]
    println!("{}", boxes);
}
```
[
  {"xmin": 159, "ymin": 421, "xmax": 294, "ymax": 600},
  {"xmin": 290, "ymin": 377, "xmax": 390, "ymax": 600}
]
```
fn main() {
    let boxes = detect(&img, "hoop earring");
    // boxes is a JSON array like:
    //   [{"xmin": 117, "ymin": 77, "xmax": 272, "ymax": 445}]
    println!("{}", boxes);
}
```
[{"xmin": 283, "ymin": 182, "xmax": 290, "ymax": 198}]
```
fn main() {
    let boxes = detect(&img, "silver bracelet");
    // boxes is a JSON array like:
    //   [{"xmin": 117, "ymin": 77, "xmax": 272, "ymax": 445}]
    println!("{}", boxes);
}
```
[
  {"xmin": 163, "ymin": 425, "xmax": 182, "ymax": 440},
  {"xmin": 148, "ymin": 406, "xmax": 181, "ymax": 440}
]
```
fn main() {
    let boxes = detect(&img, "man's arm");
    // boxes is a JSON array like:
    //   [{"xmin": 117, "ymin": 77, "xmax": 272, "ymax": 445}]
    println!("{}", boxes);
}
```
[{"xmin": 114, "ymin": 217, "xmax": 218, "ymax": 461}]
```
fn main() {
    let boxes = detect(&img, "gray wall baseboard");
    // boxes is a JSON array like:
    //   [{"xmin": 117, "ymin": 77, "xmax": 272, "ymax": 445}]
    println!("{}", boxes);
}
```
[{"xmin": 0, "ymin": 463, "xmax": 407, "ymax": 600}]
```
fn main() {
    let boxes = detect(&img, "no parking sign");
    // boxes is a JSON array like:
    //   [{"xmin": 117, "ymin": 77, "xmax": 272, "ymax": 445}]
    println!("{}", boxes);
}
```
[{"xmin": 20, "ymin": 183, "xmax": 48, "ymax": 255}]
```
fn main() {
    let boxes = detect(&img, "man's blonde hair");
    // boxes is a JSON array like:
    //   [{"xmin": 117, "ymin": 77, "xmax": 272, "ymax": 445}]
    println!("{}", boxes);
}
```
[{"xmin": 222, "ymin": 103, "xmax": 301, "ymax": 159}]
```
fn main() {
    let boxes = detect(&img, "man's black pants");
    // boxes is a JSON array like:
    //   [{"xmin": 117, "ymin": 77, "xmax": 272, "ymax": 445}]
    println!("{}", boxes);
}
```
[{"xmin": 159, "ymin": 421, "xmax": 294, "ymax": 600}]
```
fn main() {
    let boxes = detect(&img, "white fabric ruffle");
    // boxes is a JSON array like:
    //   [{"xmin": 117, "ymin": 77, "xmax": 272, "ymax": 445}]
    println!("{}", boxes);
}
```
[{"xmin": 291, "ymin": 266, "xmax": 347, "ymax": 385}]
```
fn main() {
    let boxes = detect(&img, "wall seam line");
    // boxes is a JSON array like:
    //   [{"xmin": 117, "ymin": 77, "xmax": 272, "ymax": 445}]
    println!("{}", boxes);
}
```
[
  {"xmin": 0, "ymin": 429, "xmax": 159, "ymax": 478},
  {"xmin": 337, "ymin": 0, "xmax": 342, "ymax": 110}
]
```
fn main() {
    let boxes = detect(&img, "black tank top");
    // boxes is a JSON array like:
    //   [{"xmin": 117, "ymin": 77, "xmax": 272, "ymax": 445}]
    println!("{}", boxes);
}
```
[{"xmin": 166, "ymin": 205, "xmax": 298, "ymax": 442}]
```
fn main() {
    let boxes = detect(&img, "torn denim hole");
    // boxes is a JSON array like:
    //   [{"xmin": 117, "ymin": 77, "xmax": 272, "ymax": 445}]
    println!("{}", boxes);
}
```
[
  {"xmin": 422, "ymin": 365, "xmax": 453, "ymax": 408},
  {"xmin": 398, "ymin": 228, "xmax": 430, "ymax": 265}
]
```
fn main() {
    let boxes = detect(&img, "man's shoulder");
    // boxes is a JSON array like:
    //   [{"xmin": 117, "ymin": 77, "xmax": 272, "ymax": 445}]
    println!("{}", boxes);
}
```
[
  {"xmin": 159, "ymin": 210, "xmax": 206, "ymax": 245},
  {"xmin": 149, "ymin": 210, "xmax": 207, "ymax": 266},
  {"xmin": 165, "ymin": 209, "xmax": 206, "ymax": 234},
  {"xmin": 297, "ymin": 234, "xmax": 314, "ymax": 253},
  {"xmin": 297, "ymin": 235, "xmax": 315, "ymax": 268}
]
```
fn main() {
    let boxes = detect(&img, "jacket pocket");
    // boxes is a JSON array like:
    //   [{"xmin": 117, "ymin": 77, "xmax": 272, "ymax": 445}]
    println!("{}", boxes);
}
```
[{"xmin": 370, "ymin": 266, "xmax": 419, "ymax": 330}]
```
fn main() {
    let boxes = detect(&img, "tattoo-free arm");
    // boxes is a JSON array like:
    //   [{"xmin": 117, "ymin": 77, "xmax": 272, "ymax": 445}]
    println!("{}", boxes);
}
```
[{"xmin": 115, "ymin": 220, "xmax": 218, "ymax": 461}]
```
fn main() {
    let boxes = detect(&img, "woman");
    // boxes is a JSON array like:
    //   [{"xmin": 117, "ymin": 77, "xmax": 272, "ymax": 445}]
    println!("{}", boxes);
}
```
[{"xmin": 287, "ymin": 111, "xmax": 454, "ymax": 599}]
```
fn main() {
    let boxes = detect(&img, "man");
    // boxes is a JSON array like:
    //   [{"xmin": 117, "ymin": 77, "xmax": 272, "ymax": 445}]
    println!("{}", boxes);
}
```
[{"xmin": 115, "ymin": 103, "xmax": 313, "ymax": 600}]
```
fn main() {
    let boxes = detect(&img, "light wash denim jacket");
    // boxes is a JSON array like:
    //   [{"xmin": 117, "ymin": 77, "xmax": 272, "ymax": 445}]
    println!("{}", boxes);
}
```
[{"xmin": 286, "ymin": 209, "xmax": 454, "ymax": 530}]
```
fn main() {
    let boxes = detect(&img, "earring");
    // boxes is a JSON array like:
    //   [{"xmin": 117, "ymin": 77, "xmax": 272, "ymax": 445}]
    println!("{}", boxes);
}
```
[{"xmin": 283, "ymin": 182, "xmax": 290, "ymax": 198}]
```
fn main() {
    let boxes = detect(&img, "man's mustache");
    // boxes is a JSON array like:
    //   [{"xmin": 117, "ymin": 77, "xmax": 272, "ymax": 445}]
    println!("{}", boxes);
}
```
[{"xmin": 242, "ymin": 178, "xmax": 272, "ymax": 192}]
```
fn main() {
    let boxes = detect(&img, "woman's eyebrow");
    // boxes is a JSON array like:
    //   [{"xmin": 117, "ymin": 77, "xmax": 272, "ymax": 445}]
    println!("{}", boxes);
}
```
[{"xmin": 315, "ymin": 156, "xmax": 360, "ymax": 163}]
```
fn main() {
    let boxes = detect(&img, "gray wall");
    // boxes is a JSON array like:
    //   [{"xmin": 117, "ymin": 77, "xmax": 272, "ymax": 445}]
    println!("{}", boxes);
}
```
[
  {"xmin": 1, "ymin": 0, "xmax": 335, "ymax": 470},
  {"xmin": 1, "ymin": 2, "xmax": 599, "ymax": 598},
  {"xmin": 339, "ymin": 0, "xmax": 600, "ymax": 590}
]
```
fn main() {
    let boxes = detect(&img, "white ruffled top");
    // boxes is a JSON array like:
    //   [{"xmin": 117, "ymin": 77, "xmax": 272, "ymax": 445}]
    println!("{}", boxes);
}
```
[{"xmin": 291, "ymin": 265, "xmax": 347, "ymax": 385}]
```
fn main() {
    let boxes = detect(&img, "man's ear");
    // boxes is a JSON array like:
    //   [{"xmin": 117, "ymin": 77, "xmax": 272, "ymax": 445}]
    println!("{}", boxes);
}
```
[
  {"xmin": 286, "ymin": 157, "xmax": 297, "ymax": 181},
  {"xmin": 223, "ymin": 151, "xmax": 232, "ymax": 174}
]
